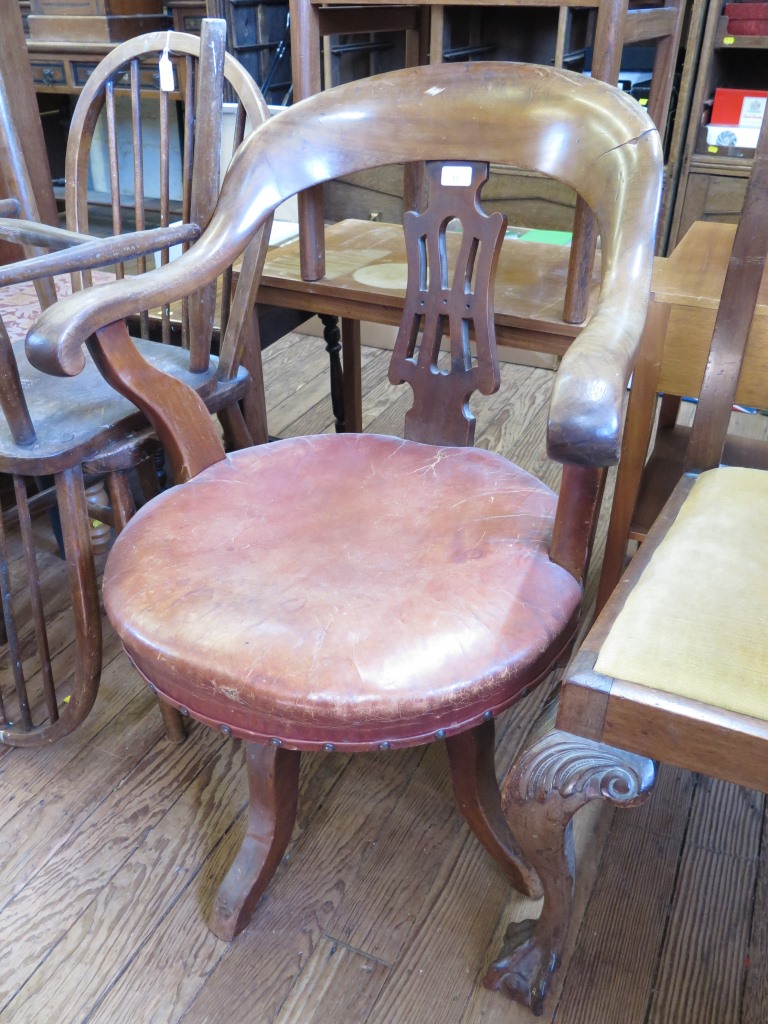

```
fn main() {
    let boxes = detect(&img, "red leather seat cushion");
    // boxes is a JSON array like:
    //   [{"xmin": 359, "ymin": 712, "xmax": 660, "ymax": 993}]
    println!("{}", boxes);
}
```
[{"xmin": 104, "ymin": 434, "xmax": 581, "ymax": 750}]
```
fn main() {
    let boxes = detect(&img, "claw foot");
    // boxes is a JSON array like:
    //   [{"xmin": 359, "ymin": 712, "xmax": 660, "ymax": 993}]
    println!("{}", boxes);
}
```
[
  {"xmin": 485, "ymin": 726, "xmax": 655, "ymax": 1013},
  {"xmin": 484, "ymin": 918, "xmax": 556, "ymax": 1016}
]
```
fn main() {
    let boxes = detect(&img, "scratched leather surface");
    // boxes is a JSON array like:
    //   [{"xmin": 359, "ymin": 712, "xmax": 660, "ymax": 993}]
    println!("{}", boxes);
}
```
[{"xmin": 105, "ymin": 433, "xmax": 582, "ymax": 749}]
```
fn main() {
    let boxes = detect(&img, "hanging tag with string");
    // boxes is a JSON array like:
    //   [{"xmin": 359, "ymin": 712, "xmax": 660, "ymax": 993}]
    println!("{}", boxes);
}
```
[{"xmin": 158, "ymin": 33, "xmax": 175, "ymax": 92}]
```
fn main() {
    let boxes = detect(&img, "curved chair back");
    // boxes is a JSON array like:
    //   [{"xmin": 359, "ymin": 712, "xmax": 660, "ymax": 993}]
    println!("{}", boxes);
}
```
[
  {"xmin": 64, "ymin": 25, "xmax": 270, "ymax": 380},
  {"xmin": 34, "ymin": 62, "xmax": 663, "ymax": 472}
]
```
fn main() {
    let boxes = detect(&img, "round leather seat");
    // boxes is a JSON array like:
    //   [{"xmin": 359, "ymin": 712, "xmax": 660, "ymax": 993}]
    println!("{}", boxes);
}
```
[{"xmin": 104, "ymin": 433, "xmax": 582, "ymax": 750}]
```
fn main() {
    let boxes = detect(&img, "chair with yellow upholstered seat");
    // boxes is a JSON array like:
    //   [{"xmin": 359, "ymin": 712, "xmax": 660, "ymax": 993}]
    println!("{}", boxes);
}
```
[
  {"xmin": 595, "ymin": 217, "xmax": 768, "ymax": 614},
  {"xmin": 486, "ymin": 101, "xmax": 768, "ymax": 1016}
]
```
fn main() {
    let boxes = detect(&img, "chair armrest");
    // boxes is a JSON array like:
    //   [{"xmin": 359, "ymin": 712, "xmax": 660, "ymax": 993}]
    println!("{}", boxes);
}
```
[
  {"xmin": 26, "ymin": 204, "xmax": 252, "ymax": 376},
  {"xmin": 0, "ymin": 222, "xmax": 202, "ymax": 287},
  {"xmin": 0, "ymin": 217, "xmax": 93, "ymax": 252},
  {"xmin": 547, "ymin": 296, "xmax": 652, "ymax": 468}
]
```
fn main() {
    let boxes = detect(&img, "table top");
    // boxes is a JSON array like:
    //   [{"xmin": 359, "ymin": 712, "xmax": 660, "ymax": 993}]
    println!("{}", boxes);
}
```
[
  {"xmin": 260, "ymin": 219, "xmax": 602, "ymax": 354},
  {"xmin": 652, "ymin": 221, "xmax": 768, "ymax": 315},
  {"xmin": 261, "ymin": 219, "xmax": 768, "ymax": 333}
]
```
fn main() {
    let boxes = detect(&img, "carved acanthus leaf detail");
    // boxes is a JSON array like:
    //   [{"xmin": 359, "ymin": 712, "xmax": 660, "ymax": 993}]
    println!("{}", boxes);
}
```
[{"xmin": 507, "ymin": 730, "xmax": 656, "ymax": 807}]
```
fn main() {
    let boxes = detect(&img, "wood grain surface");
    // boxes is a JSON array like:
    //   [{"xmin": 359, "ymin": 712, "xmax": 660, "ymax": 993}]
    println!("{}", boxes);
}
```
[{"xmin": 0, "ymin": 333, "xmax": 763, "ymax": 1023}]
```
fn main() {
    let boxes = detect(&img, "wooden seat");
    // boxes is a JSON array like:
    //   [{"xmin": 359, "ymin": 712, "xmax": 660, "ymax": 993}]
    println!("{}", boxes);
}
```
[
  {"xmin": 26, "ymin": 62, "xmax": 662, "ymax": 941},
  {"xmin": 285, "ymin": 0, "xmax": 685, "ymax": 432},
  {"xmin": 486, "ymin": 97, "xmax": 768, "ymax": 1016},
  {"xmin": 0, "ymin": 20, "xmax": 271, "ymax": 746}
]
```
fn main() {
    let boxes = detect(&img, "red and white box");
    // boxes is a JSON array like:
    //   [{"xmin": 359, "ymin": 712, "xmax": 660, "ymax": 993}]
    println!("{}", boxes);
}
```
[
  {"xmin": 707, "ymin": 87, "xmax": 767, "ymax": 147},
  {"xmin": 711, "ymin": 88, "xmax": 768, "ymax": 127}
]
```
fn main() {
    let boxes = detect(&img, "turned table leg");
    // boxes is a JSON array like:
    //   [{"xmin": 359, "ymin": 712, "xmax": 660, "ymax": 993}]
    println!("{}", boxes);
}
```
[
  {"xmin": 320, "ymin": 313, "xmax": 346, "ymax": 433},
  {"xmin": 484, "ymin": 728, "xmax": 655, "ymax": 1015},
  {"xmin": 210, "ymin": 741, "xmax": 301, "ymax": 941}
]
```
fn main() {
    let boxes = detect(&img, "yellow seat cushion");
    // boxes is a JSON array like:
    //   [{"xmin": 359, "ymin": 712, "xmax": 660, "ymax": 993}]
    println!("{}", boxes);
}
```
[{"xmin": 594, "ymin": 466, "xmax": 768, "ymax": 722}]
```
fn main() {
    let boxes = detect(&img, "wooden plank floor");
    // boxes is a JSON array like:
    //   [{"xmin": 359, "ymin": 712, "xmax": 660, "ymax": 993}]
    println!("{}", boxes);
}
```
[{"xmin": 0, "ymin": 332, "xmax": 766, "ymax": 1023}]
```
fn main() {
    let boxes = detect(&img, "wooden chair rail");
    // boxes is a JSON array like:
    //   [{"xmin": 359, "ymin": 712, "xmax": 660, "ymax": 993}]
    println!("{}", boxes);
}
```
[{"xmin": 0, "ymin": 223, "xmax": 201, "ymax": 287}]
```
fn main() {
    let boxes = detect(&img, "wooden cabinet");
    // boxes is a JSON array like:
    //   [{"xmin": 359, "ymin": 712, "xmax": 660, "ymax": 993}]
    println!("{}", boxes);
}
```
[
  {"xmin": 26, "ymin": 0, "xmax": 168, "ymax": 42},
  {"xmin": 667, "ymin": 0, "xmax": 768, "ymax": 248},
  {"xmin": 26, "ymin": 40, "xmax": 186, "ymax": 96}
]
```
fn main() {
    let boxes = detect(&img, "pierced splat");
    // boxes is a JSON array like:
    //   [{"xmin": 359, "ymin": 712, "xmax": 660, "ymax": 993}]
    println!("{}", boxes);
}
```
[{"xmin": 388, "ymin": 161, "xmax": 507, "ymax": 446}]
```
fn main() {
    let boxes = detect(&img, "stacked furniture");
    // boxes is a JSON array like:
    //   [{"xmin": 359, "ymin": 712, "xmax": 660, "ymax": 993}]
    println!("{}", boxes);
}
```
[{"xmin": 0, "ymin": 20, "xmax": 271, "ymax": 745}]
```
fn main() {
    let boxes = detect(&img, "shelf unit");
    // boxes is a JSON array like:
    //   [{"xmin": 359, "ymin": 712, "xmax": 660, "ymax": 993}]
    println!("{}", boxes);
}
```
[
  {"xmin": 667, "ymin": 0, "xmax": 768, "ymax": 248},
  {"xmin": 167, "ymin": 0, "xmax": 291, "ymax": 104}
]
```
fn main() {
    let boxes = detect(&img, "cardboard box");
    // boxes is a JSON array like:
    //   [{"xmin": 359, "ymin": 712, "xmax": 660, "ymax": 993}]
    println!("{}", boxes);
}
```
[{"xmin": 706, "ymin": 123, "xmax": 761, "ymax": 148}]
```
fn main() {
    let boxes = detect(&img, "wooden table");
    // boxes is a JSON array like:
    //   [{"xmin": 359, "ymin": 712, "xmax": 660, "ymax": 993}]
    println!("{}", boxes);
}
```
[
  {"xmin": 257, "ymin": 218, "xmax": 602, "ymax": 430},
  {"xmin": 650, "ymin": 220, "xmax": 768, "ymax": 410},
  {"xmin": 257, "ymin": 218, "xmax": 768, "ymax": 432},
  {"xmin": 653, "ymin": 219, "xmax": 768, "ymax": 311},
  {"xmin": 259, "ymin": 218, "xmax": 599, "ymax": 357}
]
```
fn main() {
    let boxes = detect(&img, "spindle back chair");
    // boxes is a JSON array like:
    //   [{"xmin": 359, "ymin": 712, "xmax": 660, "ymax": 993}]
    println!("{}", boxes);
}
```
[{"xmin": 0, "ymin": 21, "xmax": 271, "ymax": 745}]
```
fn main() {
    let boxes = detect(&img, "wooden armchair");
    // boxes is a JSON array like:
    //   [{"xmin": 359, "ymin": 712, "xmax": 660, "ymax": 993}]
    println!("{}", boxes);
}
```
[
  {"xmin": 0, "ymin": 21, "xmax": 271, "ymax": 746},
  {"xmin": 486, "ymin": 99, "xmax": 768, "ymax": 1016},
  {"xmin": 26, "ymin": 62, "xmax": 662, "ymax": 940}
]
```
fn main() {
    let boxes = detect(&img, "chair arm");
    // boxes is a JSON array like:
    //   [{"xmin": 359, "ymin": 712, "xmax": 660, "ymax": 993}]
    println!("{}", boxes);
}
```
[
  {"xmin": 0, "ymin": 222, "xmax": 202, "ymax": 287},
  {"xmin": 0, "ymin": 217, "xmax": 93, "ymax": 252},
  {"xmin": 547, "ymin": 299, "xmax": 650, "ymax": 468},
  {"xmin": 25, "ymin": 203, "xmax": 250, "ymax": 377}
]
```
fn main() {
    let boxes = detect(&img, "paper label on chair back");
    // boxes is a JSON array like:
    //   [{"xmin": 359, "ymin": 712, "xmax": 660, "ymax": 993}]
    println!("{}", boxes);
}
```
[
  {"xmin": 158, "ymin": 35, "xmax": 175, "ymax": 92},
  {"xmin": 440, "ymin": 165, "xmax": 473, "ymax": 187}
]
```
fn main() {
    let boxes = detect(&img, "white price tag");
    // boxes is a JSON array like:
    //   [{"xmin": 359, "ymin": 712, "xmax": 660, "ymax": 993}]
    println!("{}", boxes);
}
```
[
  {"xmin": 440, "ymin": 165, "xmax": 473, "ymax": 187},
  {"xmin": 159, "ymin": 44, "xmax": 175, "ymax": 92}
]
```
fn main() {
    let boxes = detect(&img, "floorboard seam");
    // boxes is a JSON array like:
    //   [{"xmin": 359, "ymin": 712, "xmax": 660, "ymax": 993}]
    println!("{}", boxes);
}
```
[
  {"xmin": 639, "ymin": 771, "xmax": 699, "ymax": 1024},
  {"xmin": 321, "ymin": 933, "xmax": 395, "ymax": 970}
]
